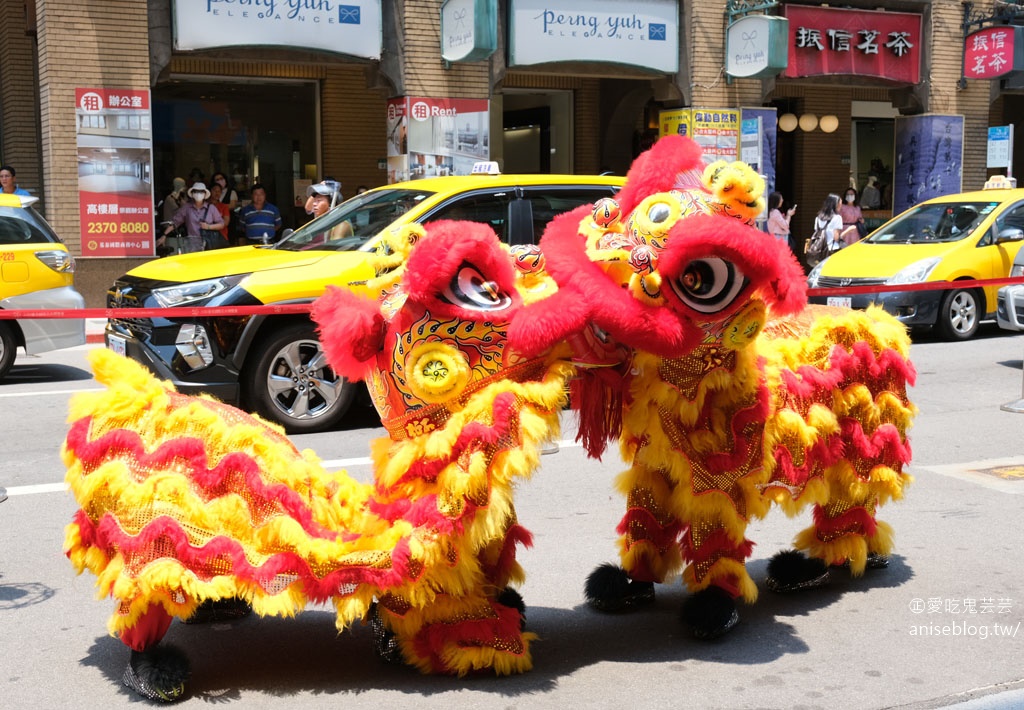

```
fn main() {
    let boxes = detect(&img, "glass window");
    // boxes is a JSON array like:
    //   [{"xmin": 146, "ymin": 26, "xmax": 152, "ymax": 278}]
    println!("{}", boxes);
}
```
[
  {"xmin": 426, "ymin": 191, "xmax": 513, "ymax": 240},
  {"xmin": 0, "ymin": 209, "xmax": 58, "ymax": 244},
  {"xmin": 523, "ymin": 186, "xmax": 620, "ymax": 240},
  {"xmin": 866, "ymin": 201, "xmax": 995, "ymax": 245}
]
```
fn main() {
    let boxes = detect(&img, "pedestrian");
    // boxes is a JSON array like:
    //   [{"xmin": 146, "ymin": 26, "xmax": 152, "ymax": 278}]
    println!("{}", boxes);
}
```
[
  {"xmin": 161, "ymin": 177, "xmax": 187, "ymax": 223},
  {"xmin": 237, "ymin": 183, "xmax": 282, "ymax": 245},
  {"xmin": 356, "ymin": 185, "xmax": 369, "ymax": 195},
  {"xmin": 186, "ymin": 167, "xmax": 205, "ymax": 189},
  {"xmin": 814, "ymin": 193, "xmax": 845, "ymax": 254},
  {"xmin": 305, "ymin": 180, "xmax": 352, "ymax": 243},
  {"xmin": 839, "ymin": 186, "xmax": 866, "ymax": 245},
  {"xmin": 159, "ymin": 182, "xmax": 226, "ymax": 253},
  {"xmin": 209, "ymin": 183, "xmax": 233, "ymax": 244},
  {"xmin": 0, "ymin": 165, "xmax": 30, "ymax": 196},
  {"xmin": 210, "ymin": 171, "xmax": 238, "ymax": 209},
  {"xmin": 766, "ymin": 191, "xmax": 797, "ymax": 253}
]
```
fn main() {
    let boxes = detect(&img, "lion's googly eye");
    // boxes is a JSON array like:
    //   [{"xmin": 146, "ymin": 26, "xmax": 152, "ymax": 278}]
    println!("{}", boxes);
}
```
[
  {"xmin": 441, "ymin": 262, "xmax": 514, "ymax": 311},
  {"xmin": 669, "ymin": 257, "xmax": 748, "ymax": 314}
]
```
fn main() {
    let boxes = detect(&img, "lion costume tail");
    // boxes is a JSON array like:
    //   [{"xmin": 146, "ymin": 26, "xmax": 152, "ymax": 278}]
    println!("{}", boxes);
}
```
[{"xmin": 63, "ymin": 349, "xmax": 410, "ymax": 646}]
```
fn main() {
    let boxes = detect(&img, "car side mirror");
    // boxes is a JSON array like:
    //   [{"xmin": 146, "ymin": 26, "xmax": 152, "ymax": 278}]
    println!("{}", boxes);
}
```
[
  {"xmin": 280, "ymin": 228, "xmax": 294, "ymax": 240},
  {"xmin": 997, "ymin": 227, "xmax": 1024, "ymax": 243}
]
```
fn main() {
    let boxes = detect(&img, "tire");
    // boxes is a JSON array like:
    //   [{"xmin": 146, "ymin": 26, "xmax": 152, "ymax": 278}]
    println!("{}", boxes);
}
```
[
  {"xmin": 936, "ymin": 287, "xmax": 980, "ymax": 341},
  {"xmin": 0, "ymin": 322, "xmax": 15, "ymax": 381},
  {"xmin": 244, "ymin": 322, "xmax": 354, "ymax": 433}
]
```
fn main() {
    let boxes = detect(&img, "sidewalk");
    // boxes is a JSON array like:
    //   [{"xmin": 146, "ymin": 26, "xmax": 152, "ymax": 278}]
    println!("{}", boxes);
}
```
[{"xmin": 86, "ymin": 318, "xmax": 105, "ymax": 344}]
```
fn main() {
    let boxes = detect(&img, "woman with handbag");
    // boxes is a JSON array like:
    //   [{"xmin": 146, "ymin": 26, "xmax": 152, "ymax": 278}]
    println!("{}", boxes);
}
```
[
  {"xmin": 806, "ymin": 193, "xmax": 844, "ymax": 266},
  {"xmin": 158, "ymin": 182, "xmax": 226, "ymax": 254}
]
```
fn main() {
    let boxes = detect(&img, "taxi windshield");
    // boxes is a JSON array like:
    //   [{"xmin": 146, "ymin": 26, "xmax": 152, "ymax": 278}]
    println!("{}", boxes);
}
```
[
  {"xmin": 866, "ymin": 201, "xmax": 995, "ymax": 244},
  {"xmin": 274, "ymin": 188, "xmax": 433, "ymax": 252}
]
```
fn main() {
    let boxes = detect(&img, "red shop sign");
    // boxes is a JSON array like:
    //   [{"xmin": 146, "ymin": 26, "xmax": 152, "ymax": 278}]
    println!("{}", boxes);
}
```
[
  {"xmin": 783, "ymin": 5, "xmax": 921, "ymax": 83},
  {"xmin": 964, "ymin": 26, "xmax": 1024, "ymax": 80}
]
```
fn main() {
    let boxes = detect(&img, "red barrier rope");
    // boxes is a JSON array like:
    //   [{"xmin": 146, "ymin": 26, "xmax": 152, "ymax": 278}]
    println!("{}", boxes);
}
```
[{"xmin": 2, "ymin": 276, "xmax": 1024, "ymax": 320}]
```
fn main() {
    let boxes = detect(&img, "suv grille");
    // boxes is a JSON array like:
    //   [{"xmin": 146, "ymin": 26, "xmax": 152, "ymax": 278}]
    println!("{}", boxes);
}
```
[
  {"xmin": 814, "ymin": 276, "xmax": 889, "ymax": 288},
  {"xmin": 107, "ymin": 279, "xmax": 154, "ymax": 335}
]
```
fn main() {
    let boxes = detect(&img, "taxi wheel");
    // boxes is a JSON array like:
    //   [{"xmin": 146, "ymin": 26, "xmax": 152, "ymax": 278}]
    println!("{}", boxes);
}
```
[
  {"xmin": 0, "ymin": 322, "xmax": 15, "ymax": 381},
  {"xmin": 245, "ymin": 322, "xmax": 354, "ymax": 434},
  {"xmin": 937, "ymin": 288, "xmax": 980, "ymax": 341}
]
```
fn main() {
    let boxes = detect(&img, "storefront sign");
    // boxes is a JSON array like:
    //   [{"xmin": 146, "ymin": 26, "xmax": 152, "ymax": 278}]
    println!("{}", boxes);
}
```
[
  {"xmin": 690, "ymin": 109, "xmax": 740, "ymax": 164},
  {"xmin": 658, "ymin": 108, "xmax": 690, "ymax": 139},
  {"xmin": 75, "ymin": 88, "xmax": 155, "ymax": 258},
  {"xmin": 441, "ymin": 0, "xmax": 497, "ymax": 63},
  {"xmin": 385, "ymin": 97, "xmax": 490, "ymax": 184},
  {"xmin": 508, "ymin": 0, "xmax": 679, "ymax": 73},
  {"xmin": 964, "ymin": 26, "xmax": 1024, "ymax": 81},
  {"xmin": 726, "ymin": 15, "xmax": 789, "ymax": 79},
  {"xmin": 172, "ymin": 0, "xmax": 383, "ymax": 59},
  {"xmin": 892, "ymin": 114, "xmax": 964, "ymax": 212},
  {"xmin": 783, "ymin": 5, "xmax": 921, "ymax": 83}
]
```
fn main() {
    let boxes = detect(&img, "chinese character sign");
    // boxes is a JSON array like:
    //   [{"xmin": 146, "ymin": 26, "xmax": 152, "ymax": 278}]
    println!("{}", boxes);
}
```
[
  {"xmin": 75, "ymin": 88, "xmax": 155, "ymax": 258},
  {"xmin": 964, "ymin": 27, "xmax": 1024, "ymax": 81},
  {"xmin": 783, "ymin": 5, "xmax": 921, "ymax": 83}
]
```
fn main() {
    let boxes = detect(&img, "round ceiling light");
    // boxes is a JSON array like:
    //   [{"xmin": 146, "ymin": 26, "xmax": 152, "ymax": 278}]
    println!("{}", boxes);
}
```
[
  {"xmin": 778, "ymin": 113, "xmax": 798, "ymax": 132},
  {"xmin": 799, "ymin": 113, "xmax": 819, "ymax": 132}
]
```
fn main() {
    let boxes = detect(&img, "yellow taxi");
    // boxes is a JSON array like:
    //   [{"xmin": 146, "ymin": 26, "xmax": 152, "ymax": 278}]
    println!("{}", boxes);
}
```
[
  {"xmin": 0, "ymin": 193, "xmax": 86, "ymax": 380},
  {"xmin": 106, "ymin": 169, "xmax": 624, "ymax": 432},
  {"xmin": 807, "ymin": 179, "xmax": 1024, "ymax": 340}
]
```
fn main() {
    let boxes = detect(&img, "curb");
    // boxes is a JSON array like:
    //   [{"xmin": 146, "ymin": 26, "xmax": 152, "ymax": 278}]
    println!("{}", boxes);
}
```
[{"xmin": 86, "ymin": 318, "xmax": 105, "ymax": 344}]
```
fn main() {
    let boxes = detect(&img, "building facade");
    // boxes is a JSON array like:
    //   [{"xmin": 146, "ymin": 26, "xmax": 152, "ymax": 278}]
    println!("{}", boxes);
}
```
[{"xmin": 0, "ymin": 0, "xmax": 1019, "ymax": 304}]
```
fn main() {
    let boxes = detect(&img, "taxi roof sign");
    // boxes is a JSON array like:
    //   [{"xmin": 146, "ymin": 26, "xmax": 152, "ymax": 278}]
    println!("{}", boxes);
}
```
[
  {"xmin": 470, "ymin": 161, "xmax": 500, "ymax": 175},
  {"xmin": 984, "ymin": 175, "xmax": 1018, "ymax": 190},
  {"xmin": 0, "ymin": 193, "xmax": 39, "ymax": 208}
]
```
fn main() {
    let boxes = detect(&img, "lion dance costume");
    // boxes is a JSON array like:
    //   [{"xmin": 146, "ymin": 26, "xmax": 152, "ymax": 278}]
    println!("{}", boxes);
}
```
[
  {"xmin": 512, "ymin": 134, "xmax": 916, "ymax": 639},
  {"xmin": 64, "ymin": 220, "xmax": 573, "ymax": 700},
  {"xmin": 63, "ymin": 136, "xmax": 915, "ymax": 701}
]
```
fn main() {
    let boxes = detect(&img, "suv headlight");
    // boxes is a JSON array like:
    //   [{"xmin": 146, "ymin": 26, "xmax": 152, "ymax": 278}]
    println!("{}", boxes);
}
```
[
  {"xmin": 152, "ymin": 275, "xmax": 246, "ymax": 307},
  {"xmin": 35, "ymin": 249, "xmax": 75, "ymax": 273},
  {"xmin": 885, "ymin": 257, "xmax": 941, "ymax": 285}
]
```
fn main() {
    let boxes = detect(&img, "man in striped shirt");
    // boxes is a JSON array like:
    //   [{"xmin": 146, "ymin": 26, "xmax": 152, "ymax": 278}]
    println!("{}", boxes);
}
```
[{"xmin": 238, "ymin": 184, "xmax": 282, "ymax": 244}]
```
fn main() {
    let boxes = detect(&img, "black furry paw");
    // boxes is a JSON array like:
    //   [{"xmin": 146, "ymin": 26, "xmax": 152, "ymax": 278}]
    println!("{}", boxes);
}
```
[
  {"xmin": 184, "ymin": 597, "xmax": 252, "ymax": 625},
  {"xmin": 681, "ymin": 586, "xmax": 739, "ymax": 640},
  {"xmin": 765, "ymin": 550, "xmax": 830, "ymax": 593},
  {"xmin": 369, "ymin": 602, "xmax": 403, "ymax": 665},
  {"xmin": 122, "ymin": 647, "xmax": 190, "ymax": 703},
  {"xmin": 584, "ymin": 563, "xmax": 655, "ymax": 613},
  {"xmin": 497, "ymin": 587, "xmax": 527, "ymax": 630}
]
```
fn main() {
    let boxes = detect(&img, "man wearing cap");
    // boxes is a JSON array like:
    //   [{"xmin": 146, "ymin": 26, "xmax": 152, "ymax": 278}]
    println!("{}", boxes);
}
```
[
  {"xmin": 159, "ymin": 182, "xmax": 225, "ymax": 254},
  {"xmin": 238, "ymin": 183, "xmax": 282, "ymax": 245},
  {"xmin": 305, "ymin": 180, "xmax": 343, "ymax": 218}
]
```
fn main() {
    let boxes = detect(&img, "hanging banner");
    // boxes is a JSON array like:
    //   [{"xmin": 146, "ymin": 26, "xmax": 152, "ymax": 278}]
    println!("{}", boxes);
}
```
[
  {"xmin": 783, "ymin": 4, "xmax": 921, "ymax": 83},
  {"xmin": 741, "ymin": 107, "xmax": 778, "ymax": 196},
  {"xmin": 386, "ymin": 97, "xmax": 490, "ymax": 184},
  {"xmin": 75, "ymin": 88, "xmax": 155, "ymax": 258},
  {"xmin": 172, "ymin": 0, "xmax": 383, "ymax": 59},
  {"xmin": 892, "ymin": 114, "xmax": 964, "ymax": 213},
  {"xmin": 441, "ymin": 0, "xmax": 498, "ymax": 63},
  {"xmin": 726, "ymin": 15, "xmax": 789, "ymax": 79}
]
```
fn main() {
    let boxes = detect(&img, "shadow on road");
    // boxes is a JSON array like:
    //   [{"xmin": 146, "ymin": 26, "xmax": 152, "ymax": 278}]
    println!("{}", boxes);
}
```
[
  {"xmin": 4, "ymin": 359, "xmax": 93, "ymax": 384},
  {"xmin": 76, "ymin": 557, "xmax": 913, "ymax": 702}
]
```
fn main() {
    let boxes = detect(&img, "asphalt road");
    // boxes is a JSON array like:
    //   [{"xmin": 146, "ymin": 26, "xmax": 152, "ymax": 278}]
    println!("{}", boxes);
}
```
[{"xmin": 2, "ymin": 324, "xmax": 1024, "ymax": 709}]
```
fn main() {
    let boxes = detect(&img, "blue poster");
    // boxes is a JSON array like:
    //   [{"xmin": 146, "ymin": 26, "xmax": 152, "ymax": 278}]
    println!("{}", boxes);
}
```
[
  {"xmin": 741, "ymin": 107, "xmax": 777, "ymax": 196},
  {"xmin": 893, "ymin": 114, "xmax": 964, "ymax": 212}
]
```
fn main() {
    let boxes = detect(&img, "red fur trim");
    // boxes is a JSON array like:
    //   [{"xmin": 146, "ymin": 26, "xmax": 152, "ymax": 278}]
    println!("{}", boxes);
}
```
[
  {"xmin": 65, "ymin": 418, "xmax": 343, "ymax": 541},
  {"xmin": 84, "ymin": 513, "xmax": 410, "ymax": 603},
  {"xmin": 682, "ymin": 528, "xmax": 755, "ymax": 565},
  {"xmin": 412, "ymin": 600, "xmax": 526, "ymax": 673},
  {"xmin": 405, "ymin": 220, "xmax": 522, "ymax": 321},
  {"xmin": 813, "ymin": 504, "xmax": 878, "ymax": 538},
  {"xmin": 481, "ymin": 524, "xmax": 533, "ymax": 584},
  {"xmin": 312, "ymin": 285, "xmax": 386, "ymax": 381},
  {"xmin": 613, "ymin": 135, "xmax": 706, "ymax": 215},
  {"xmin": 120, "ymin": 606, "xmax": 174, "ymax": 651},
  {"xmin": 616, "ymin": 507, "xmax": 684, "ymax": 550}
]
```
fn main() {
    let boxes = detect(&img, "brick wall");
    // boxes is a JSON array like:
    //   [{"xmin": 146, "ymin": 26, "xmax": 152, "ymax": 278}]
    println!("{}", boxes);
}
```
[{"xmin": 0, "ymin": 0, "xmax": 42, "ymax": 203}]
